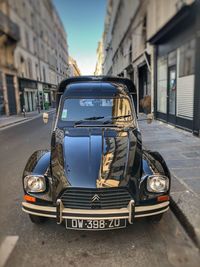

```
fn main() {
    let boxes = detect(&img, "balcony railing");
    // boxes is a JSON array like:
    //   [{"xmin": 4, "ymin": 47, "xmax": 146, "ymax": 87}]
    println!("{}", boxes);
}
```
[{"xmin": 0, "ymin": 11, "xmax": 20, "ymax": 42}]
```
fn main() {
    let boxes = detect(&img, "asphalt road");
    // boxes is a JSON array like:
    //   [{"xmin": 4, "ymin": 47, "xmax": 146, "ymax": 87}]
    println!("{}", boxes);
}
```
[{"xmin": 0, "ymin": 114, "xmax": 199, "ymax": 267}]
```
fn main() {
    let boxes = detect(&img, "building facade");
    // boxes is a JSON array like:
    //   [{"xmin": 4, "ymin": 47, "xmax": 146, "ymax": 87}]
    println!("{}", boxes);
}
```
[
  {"xmin": 0, "ymin": 3, "xmax": 20, "ymax": 116},
  {"xmin": 0, "ymin": 0, "xmax": 69, "ymax": 115},
  {"xmin": 69, "ymin": 56, "xmax": 81, "ymax": 77},
  {"xmin": 94, "ymin": 40, "xmax": 104, "ymax": 75},
  {"xmin": 149, "ymin": 1, "xmax": 200, "ymax": 135},
  {"xmin": 103, "ymin": 0, "xmax": 199, "ymax": 135}
]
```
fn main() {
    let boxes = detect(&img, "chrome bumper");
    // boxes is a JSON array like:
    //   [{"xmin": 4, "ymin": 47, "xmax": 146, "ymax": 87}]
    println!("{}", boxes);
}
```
[{"xmin": 22, "ymin": 200, "xmax": 169, "ymax": 224}]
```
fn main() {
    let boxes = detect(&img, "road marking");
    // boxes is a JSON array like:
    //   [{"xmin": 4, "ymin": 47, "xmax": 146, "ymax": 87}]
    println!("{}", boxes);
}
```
[{"xmin": 0, "ymin": 236, "xmax": 19, "ymax": 267}]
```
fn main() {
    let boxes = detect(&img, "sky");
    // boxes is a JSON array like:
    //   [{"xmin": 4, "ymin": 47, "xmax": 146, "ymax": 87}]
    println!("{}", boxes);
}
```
[{"xmin": 53, "ymin": 0, "xmax": 107, "ymax": 75}]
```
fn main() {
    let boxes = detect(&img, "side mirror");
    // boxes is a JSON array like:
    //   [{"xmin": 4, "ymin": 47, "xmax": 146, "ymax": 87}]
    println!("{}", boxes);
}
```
[
  {"xmin": 147, "ymin": 113, "xmax": 153, "ymax": 124},
  {"xmin": 43, "ymin": 112, "xmax": 49, "ymax": 124}
]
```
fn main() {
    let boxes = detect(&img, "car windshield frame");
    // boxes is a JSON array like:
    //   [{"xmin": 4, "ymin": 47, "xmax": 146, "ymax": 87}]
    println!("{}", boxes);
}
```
[{"xmin": 58, "ymin": 95, "xmax": 136, "ymax": 127}]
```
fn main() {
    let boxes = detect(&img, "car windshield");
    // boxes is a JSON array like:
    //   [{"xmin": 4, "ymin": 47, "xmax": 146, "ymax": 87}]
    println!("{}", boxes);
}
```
[{"xmin": 60, "ymin": 97, "xmax": 133, "ymax": 123}]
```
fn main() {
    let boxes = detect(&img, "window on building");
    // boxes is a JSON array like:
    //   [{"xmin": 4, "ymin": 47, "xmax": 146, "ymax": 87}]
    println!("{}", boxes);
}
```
[
  {"xmin": 168, "ymin": 50, "xmax": 177, "ymax": 66},
  {"xmin": 31, "ymin": 13, "xmax": 34, "ymax": 29},
  {"xmin": 46, "ymin": 31, "xmax": 49, "ymax": 44},
  {"xmin": 33, "ymin": 37, "xmax": 37, "ymax": 55},
  {"xmin": 47, "ymin": 50, "xmax": 49, "ymax": 64},
  {"xmin": 25, "ymin": 31, "xmax": 30, "ymax": 50},
  {"xmin": 35, "ymin": 63, "xmax": 39, "ymax": 80},
  {"xmin": 41, "ymin": 43, "xmax": 45, "ymax": 59},
  {"xmin": 44, "ymin": 48, "xmax": 47, "ymax": 62},
  {"xmin": 23, "ymin": 1, "xmax": 26, "ymax": 21},
  {"xmin": 179, "ymin": 39, "xmax": 196, "ymax": 77},
  {"xmin": 43, "ymin": 67, "xmax": 46, "ymax": 82},
  {"xmin": 142, "ymin": 15, "xmax": 147, "ymax": 48},
  {"xmin": 12, "ymin": 0, "xmax": 18, "ymax": 12},
  {"xmin": 40, "ymin": 24, "xmax": 43, "ymax": 38},
  {"xmin": 157, "ymin": 56, "xmax": 167, "ymax": 114},
  {"xmin": 18, "ymin": 55, "xmax": 26, "ymax": 77},
  {"xmin": 129, "ymin": 44, "xmax": 132, "ymax": 64},
  {"xmin": 27, "ymin": 59, "xmax": 33, "ymax": 79}
]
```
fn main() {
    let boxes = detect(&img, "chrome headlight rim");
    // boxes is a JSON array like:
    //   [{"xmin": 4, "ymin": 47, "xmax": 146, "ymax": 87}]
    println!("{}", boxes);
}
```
[
  {"xmin": 147, "ymin": 174, "xmax": 169, "ymax": 193},
  {"xmin": 24, "ymin": 175, "xmax": 46, "ymax": 193}
]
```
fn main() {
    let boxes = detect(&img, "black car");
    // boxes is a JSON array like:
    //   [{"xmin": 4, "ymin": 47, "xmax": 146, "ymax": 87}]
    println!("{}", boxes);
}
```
[{"xmin": 22, "ymin": 76, "xmax": 170, "ymax": 230}]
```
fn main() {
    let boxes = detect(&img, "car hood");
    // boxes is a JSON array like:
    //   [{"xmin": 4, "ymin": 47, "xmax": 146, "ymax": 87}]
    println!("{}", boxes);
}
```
[{"xmin": 51, "ymin": 127, "xmax": 142, "ymax": 194}]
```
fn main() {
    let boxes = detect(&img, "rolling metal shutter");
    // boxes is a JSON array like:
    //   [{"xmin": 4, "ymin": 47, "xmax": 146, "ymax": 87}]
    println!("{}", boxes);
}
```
[
  {"xmin": 177, "ymin": 75, "xmax": 194, "ymax": 120},
  {"xmin": 177, "ymin": 49, "xmax": 194, "ymax": 120}
]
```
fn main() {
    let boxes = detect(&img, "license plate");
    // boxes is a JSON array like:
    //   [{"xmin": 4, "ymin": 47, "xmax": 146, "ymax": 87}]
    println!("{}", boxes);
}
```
[{"xmin": 66, "ymin": 218, "xmax": 126, "ymax": 230}]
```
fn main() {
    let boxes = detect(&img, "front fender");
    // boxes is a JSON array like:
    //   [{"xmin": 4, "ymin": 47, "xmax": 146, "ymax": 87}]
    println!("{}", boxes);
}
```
[
  {"xmin": 23, "ymin": 150, "xmax": 50, "ymax": 177},
  {"xmin": 143, "ymin": 150, "xmax": 171, "ymax": 178},
  {"xmin": 22, "ymin": 150, "xmax": 53, "ymax": 203},
  {"xmin": 139, "ymin": 150, "xmax": 171, "ymax": 201}
]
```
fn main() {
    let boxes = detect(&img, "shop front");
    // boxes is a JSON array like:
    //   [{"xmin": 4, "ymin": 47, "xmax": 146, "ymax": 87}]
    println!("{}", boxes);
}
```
[
  {"xmin": 18, "ymin": 78, "xmax": 38, "ymax": 113},
  {"xmin": 43, "ymin": 83, "xmax": 51, "ymax": 110},
  {"xmin": 50, "ymin": 84, "xmax": 57, "ymax": 108},
  {"xmin": 149, "ymin": 2, "xmax": 200, "ymax": 134},
  {"xmin": 23, "ymin": 88, "xmax": 37, "ymax": 112}
]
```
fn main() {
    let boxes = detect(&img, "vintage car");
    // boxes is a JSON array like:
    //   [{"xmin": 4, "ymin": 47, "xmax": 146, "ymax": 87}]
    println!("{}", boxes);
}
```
[{"xmin": 22, "ymin": 76, "xmax": 170, "ymax": 230}]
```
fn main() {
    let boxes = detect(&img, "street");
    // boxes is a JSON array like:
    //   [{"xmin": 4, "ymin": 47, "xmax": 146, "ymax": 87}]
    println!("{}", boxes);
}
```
[{"xmin": 0, "ymin": 115, "xmax": 199, "ymax": 267}]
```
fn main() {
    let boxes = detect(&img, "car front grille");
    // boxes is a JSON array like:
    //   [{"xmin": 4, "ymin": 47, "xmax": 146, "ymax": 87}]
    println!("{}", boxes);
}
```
[{"xmin": 60, "ymin": 187, "xmax": 132, "ymax": 209}]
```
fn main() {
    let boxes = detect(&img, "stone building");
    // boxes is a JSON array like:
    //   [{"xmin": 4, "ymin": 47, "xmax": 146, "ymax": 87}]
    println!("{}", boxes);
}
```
[
  {"xmin": 0, "ymin": 2, "xmax": 20, "ymax": 116},
  {"xmin": 69, "ymin": 56, "xmax": 81, "ymax": 77},
  {"xmin": 94, "ymin": 40, "xmax": 104, "ymax": 75},
  {"xmin": 103, "ymin": 0, "xmax": 199, "ymax": 135},
  {"xmin": 0, "ymin": 0, "xmax": 69, "ymax": 115}
]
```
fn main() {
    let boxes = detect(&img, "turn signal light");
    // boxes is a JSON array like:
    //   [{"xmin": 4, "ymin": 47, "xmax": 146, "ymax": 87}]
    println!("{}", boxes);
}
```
[
  {"xmin": 24, "ymin": 195, "xmax": 36, "ymax": 202},
  {"xmin": 157, "ymin": 195, "xmax": 170, "ymax": 202}
]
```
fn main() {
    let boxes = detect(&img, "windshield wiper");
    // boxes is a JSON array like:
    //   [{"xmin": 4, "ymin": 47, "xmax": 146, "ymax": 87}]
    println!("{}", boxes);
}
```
[
  {"xmin": 74, "ymin": 115, "xmax": 132, "ymax": 127},
  {"xmin": 74, "ymin": 116, "xmax": 104, "ymax": 126},
  {"xmin": 112, "ymin": 115, "xmax": 131, "ymax": 120},
  {"xmin": 102, "ymin": 114, "xmax": 131, "ymax": 124}
]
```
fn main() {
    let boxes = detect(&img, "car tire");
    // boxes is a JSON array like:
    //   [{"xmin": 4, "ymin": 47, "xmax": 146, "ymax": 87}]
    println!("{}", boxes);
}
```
[
  {"xmin": 29, "ymin": 214, "xmax": 47, "ymax": 224},
  {"xmin": 146, "ymin": 213, "xmax": 163, "ymax": 223}
]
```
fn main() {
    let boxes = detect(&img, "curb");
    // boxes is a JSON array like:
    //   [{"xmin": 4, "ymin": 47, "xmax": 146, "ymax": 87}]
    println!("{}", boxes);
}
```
[
  {"xmin": 0, "ymin": 109, "xmax": 56, "ymax": 130},
  {"xmin": 170, "ymin": 194, "xmax": 200, "ymax": 249},
  {"xmin": 0, "ymin": 118, "xmax": 28, "ymax": 129}
]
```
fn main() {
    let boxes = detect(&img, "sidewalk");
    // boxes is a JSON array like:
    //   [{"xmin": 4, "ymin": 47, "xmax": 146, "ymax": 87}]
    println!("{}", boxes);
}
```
[
  {"xmin": 0, "ymin": 108, "xmax": 55, "ymax": 129},
  {"xmin": 139, "ymin": 116, "xmax": 200, "ymax": 248}
]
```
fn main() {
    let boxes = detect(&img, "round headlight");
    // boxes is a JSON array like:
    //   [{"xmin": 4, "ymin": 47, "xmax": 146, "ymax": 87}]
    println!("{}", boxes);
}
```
[
  {"xmin": 24, "ymin": 175, "xmax": 46, "ymax": 193},
  {"xmin": 147, "ymin": 175, "xmax": 169, "ymax": 193}
]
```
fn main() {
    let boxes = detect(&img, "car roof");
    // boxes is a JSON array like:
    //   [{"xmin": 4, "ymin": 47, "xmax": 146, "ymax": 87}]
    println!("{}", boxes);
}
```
[
  {"xmin": 56, "ymin": 76, "xmax": 137, "ymax": 113},
  {"xmin": 58, "ymin": 76, "xmax": 136, "ymax": 95},
  {"xmin": 62, "ymin": 81, "xmax": 129, "ymax": 98}
]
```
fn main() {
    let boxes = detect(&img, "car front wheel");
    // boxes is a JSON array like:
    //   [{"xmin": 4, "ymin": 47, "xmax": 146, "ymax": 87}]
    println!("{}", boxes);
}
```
[{"xmin": 29, "ymin": 214, "xmax": 47, "ymax": 224}]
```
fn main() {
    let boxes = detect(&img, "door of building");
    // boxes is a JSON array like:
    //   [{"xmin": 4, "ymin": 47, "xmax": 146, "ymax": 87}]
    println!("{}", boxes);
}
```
[
  {"xmin": 138, "ymin": 65, "xmax": 147, "ymax": 112},
  {"xmin": 167, "ymin": 66, "xmax": 176, "ymax": 124},
  {"xmin": 0, "ymin": 72, "xmax": 5, "ymax": 115},
  {"xmin": 6, "ymin": 75, "xmax": 17, "ymax": 115}
]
